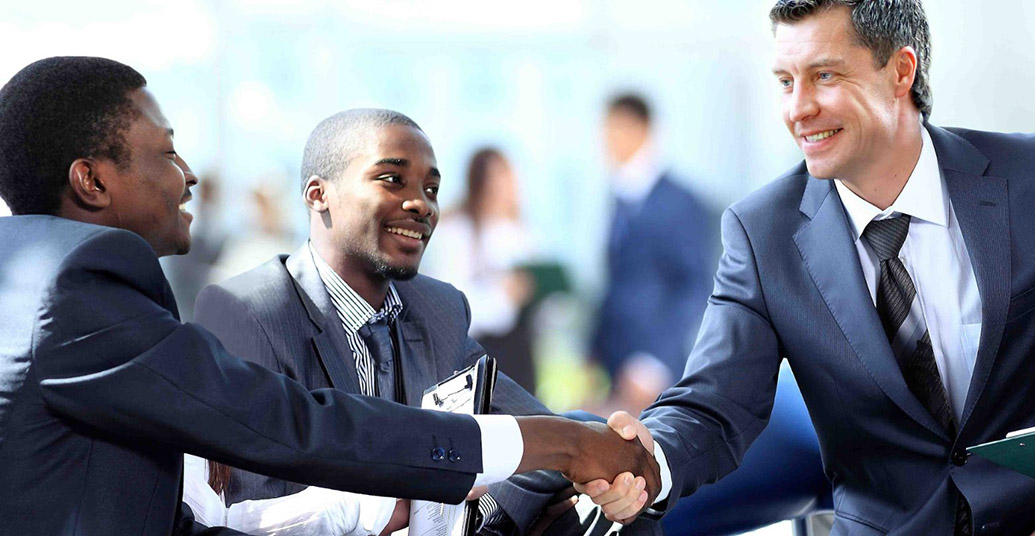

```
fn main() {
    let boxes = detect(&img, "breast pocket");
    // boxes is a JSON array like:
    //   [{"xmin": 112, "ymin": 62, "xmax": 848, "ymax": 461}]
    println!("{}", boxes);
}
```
[{"xmin": 1007, "ymin": 285, "xmax": 1035, "ymax": 322}]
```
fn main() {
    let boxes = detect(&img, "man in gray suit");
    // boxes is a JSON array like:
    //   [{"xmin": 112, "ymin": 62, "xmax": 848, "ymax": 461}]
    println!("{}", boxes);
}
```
[
  {"xmin": 192, "ymin": 109, "xmax": 658, "ymax": 534},
  {"xmin": 0, "ymin": 58, "xmax": 660, "ymax": 536},
  {"xmin": 588, "ymin": 1, "xmax": 1035, "ymax": 534}
]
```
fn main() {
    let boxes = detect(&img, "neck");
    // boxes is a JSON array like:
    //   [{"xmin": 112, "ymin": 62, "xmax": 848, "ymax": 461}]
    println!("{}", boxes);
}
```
[
  {"xmin": 310, "ymin": 232, "xmax": 389, "ymax": 310},
  {"xmin": 839, "ymin": 113, "xmax": 923, "ymax": 211}
]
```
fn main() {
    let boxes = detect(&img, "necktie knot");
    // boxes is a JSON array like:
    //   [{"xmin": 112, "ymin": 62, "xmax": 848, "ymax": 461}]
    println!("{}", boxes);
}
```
[
  {"xmin": 863, "ymin": 215, "xmax": 911, "ymax": 261},
  {"xmin": 358, "ymin": 319, "xmax": 393, "ymax": 367}
]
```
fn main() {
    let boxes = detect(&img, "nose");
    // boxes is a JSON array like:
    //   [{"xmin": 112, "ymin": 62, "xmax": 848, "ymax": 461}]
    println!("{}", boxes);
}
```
[
  {"xmin": 402, "ymin": 196, "xmax": 433, "ymax": 219},
  {"xmin": 787, "ymin": 83, "xmax": 819, "ymax": 124},
  {"xmin": 174, "ymin": 154, "xmax": 199, "ymax": 188}
]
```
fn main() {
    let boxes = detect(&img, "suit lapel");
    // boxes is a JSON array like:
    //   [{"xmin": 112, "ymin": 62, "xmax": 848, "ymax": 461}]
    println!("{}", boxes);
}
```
[
  {"xmin": 393, "ymin": 284, "xmax": 437, "ymax": 407},
  {"xmin": 927, "ymin": 126, "xmax": 1008, "ymax": 433},
  {"xmin": 793, "ymin": 174, "xmax": 949, "ymax": 438},
  {"xmin": 285, "ymin": 244, "xmax": 362, "ymax": 393}
]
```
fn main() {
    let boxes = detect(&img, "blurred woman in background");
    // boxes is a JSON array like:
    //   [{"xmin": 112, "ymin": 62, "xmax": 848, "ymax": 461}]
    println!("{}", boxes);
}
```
[{"xmin": 423, "ymin": 147, "xmax": 538, "ymax": 392}]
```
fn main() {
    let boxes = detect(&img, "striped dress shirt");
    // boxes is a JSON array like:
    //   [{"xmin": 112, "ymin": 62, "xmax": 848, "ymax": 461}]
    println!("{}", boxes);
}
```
[{"xmin": 308, "ymin": 243, "xmax": 503, "ymax": 525}]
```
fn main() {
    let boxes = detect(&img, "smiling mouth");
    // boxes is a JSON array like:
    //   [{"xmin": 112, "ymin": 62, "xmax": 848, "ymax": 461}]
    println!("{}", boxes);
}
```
[
  {"xmin": 804, "ymin": 129, "xmax": 842, "ymax": 143},
  {"xmin": 386, "ymin": 226, "xmax": 425, "ymax": 240}
]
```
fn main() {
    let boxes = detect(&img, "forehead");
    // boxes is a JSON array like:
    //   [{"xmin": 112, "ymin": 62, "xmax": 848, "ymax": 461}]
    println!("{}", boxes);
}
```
[
  {"xmin": 126, "ymin": 88, "xmax": 173, "ymax": 139},
  {"xmin": 356, "ymin": 124, "xmax": 435, "ymax": 163},
  {"xmin": 773, "ymin": 7, "xmax": 859, "ymax": 66}
]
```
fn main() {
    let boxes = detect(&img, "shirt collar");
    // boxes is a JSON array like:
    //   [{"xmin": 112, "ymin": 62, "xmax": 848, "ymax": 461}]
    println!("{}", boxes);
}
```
[
  {"xmin": 834, "ymin": 124, "xmax": 948, "ymax": 242},
  {"xmin": 308, "ymin": 241, "xmax": 403, "ymax": 332},
  {"xmin": 611, "ymin": 140, "xmax": 664, "ymax": 204}
]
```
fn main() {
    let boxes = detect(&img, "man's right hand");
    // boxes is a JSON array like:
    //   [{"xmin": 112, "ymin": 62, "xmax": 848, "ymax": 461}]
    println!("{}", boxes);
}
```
[
  {"xmin": 514, "ymin": 416, "xmax": 661, "ymax": 520},
  {"xmin": 575, "ymin": 411, "xmax": 659, "ymax": 523}
]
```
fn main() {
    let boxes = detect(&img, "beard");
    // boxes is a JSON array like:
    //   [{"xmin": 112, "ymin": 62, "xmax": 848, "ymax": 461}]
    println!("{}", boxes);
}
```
[{"xmin": 371, "ymin": 257, "xmax": 418, "ymax": 281}]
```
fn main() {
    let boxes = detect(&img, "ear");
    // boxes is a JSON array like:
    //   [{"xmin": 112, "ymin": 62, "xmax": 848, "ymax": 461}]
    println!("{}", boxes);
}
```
[
  {"xmin": 67, "ymin": 159, "xmax": 111, "ymax": 210},
  {"xmin": 891, "ymin": 45, "xmax": 918, "ymax": 100},
  {"xmin": 303, "ymin": 175, "xmax": 330, "ymax": 213}
]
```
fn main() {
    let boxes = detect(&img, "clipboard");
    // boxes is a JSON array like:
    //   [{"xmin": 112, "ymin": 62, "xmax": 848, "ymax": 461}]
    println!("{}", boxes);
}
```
[
  {"xmin": 967, "ymin": 428, "xmax": 1035, "ymax": 479},
  {"xmin": 409, "ymin": 355, "xmax": 498, "ymax": 536}
]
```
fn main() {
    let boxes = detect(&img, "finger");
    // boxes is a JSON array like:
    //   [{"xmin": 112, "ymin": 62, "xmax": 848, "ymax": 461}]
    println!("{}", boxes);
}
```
[
  {"xmin": 607, "ymin": 411, "xmax": 638, "ymax": 440},
  {"xmin": 594, "ymin": 473, "xmax": 638, "ymax": 511},
  {"xmin": 600, "ymin": 475, "xmax": 645, "ymax": 519},
  {"xmin": 611, "ymin": 488, "xmax": 648, "ymax": 522},
  {"xmin": 573, "ymin": 478, "xmax": 610, "ymax": 498},
  {"xmin": 545, "ymin": 495, "xmax": 579, "ymax": 517},
  {"xmin": 467, "ymin": 485, "xmax": 488, "ymax": 501}
]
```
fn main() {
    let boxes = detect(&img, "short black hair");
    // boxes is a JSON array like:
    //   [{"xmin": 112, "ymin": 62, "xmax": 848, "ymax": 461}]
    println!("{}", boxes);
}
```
[
  {"xmin": 301, "ymin": 108, "xmax": 422, "ymax": 187},
  {"xmin": 770, "ymin": 0, "xmax": 933, "ymax": 119},
  {"xmin": 607, "ymin": 93, "xmax": 651, "ymax": 125},
  {"xmin": 0, "ymin": 56, "xmax": 147, "ymax": 215}
]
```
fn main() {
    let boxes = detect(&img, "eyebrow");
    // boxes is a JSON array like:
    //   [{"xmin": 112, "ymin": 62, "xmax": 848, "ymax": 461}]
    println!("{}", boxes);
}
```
[
  {"xmin": 772, "ymin": 57, "xmax": 847, "ymax": 75},
  {"xmin": 373, "ymin": 157, "xmax": 441, "ymax": 178},
  {"xmin": 166, "ymin": 128, "xmax": 175, "ymax": 138}
]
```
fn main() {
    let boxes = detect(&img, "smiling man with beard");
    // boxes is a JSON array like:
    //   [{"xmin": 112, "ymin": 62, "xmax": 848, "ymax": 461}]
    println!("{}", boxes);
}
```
[{"xmin": 188, "ymin": 110, "xmax": 657, "ymax": 535}]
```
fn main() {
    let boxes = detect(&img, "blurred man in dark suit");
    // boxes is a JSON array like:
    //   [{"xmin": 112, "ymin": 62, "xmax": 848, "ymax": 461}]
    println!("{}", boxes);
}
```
[{"xmin": 592, "ymin": 93, "xmax": 716, "ymax": 413}]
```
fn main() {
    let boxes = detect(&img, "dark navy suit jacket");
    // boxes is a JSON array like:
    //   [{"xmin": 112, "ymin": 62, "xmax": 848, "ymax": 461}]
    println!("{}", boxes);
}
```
[
  {"xmin": 592, "ymin": 174, "xmax": 716, "ymax": 381},
  {"xmin": 193, "ymin": 246, "xmax": 550, "ymax": 520},
  {"xmin": 643, "ymin": 125, "xmax": 1035, "ymax": 535},
  {"xmin": 0, "ymin": 218, "xmax": 488, "ymax": 536}
]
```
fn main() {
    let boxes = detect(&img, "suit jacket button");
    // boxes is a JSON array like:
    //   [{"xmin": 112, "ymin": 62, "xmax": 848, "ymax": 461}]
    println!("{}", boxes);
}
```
[
  {"xmin": 431, "ymin": 447, "xmax": 446, "ymax": 461},
  {"xmin": 448, "ymin": 449, "xmax": 461, "ymax": 462},
  {"xmin": 952, "ymin": 448, "xmax": 968, "ymax": 466}
]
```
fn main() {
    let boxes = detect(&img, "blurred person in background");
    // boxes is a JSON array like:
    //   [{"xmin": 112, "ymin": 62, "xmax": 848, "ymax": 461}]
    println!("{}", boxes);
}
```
[
  {"xmin": 590, "ymin": 93, "xmax": 716, "ymax": 415},
  {"xmin": 423, "ymin": 147, "xmax": 539, "ymax": 393},
  {"xmin": 212, "ymin": 173, "xmax": 298, "ymax": 280}
]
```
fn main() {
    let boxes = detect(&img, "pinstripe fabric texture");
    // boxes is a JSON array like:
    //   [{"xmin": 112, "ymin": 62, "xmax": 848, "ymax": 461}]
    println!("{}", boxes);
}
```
[
  {"xmin": 309, "ymin": 244, "xmax": 502, "ymax": 522},
  {"xmin": 309, "ymin": 242, "xmax": 402, "ymax": 398}
]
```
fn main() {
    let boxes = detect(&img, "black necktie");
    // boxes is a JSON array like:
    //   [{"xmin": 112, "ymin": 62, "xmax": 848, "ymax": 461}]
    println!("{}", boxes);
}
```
[
  {"xmin": 358, "ymin": 318, "xmax": 399, "ymax": 402},
  {"xmin": 863, "ymin": 215, "xmax": 971, "ymax": 535}
]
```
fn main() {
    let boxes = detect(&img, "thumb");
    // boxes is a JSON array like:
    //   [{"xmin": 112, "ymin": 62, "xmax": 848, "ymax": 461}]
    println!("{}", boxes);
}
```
[
  {"xmin": 607, "ymin": 411, "xmax": 654, "ymax": 452},
  {"xmin": 607, "ymin": 411, "xmax": 639, "ymax": 441}
]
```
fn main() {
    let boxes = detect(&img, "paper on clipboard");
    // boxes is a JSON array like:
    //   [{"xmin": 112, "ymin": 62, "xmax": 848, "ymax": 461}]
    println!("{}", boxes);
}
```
[{"xmin": 408, "ymin": 355, "xmax": 497, "ymax": 536}]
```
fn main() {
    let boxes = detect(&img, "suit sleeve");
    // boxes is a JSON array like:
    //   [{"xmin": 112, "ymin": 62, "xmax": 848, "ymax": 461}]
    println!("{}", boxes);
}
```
[
  {"xmin": 33, "ymin": 230, "xmax": 484, "ymax": 505},
  {"xmin": 641, "ymin": 207, "xmax": 782, "ymax": 514}
]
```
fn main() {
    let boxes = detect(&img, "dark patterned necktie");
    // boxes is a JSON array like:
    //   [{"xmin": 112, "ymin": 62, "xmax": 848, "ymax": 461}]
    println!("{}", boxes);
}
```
[
  {"xmin": 358, "ymin": 319, "xmax": 401, "ymax": 402},
  {"xmin": 862, "ymin": 215, "xmax": 971, "ymax": 535}
]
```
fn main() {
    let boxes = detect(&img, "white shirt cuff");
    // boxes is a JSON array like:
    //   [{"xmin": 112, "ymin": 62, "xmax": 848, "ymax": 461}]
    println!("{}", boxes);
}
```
[
  {"xmin": 648, "ymin": 438, "xmax": 673, "ymax": 511},
  {"xmin": 472, "ymin": 414, "xmax": 522, "ymax": 486}
]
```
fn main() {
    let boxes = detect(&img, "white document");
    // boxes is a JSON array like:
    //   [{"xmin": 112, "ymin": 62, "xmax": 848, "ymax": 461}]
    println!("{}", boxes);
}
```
[{"xmin": 408, "ymin": 357, "xmax": 494, "ymax": 536}]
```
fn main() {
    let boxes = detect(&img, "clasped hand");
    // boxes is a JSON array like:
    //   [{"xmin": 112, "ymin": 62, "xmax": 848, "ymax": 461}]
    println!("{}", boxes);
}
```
[{"xmin": 568, "ymin": 411, "xmax": 659, "ymax": 524}]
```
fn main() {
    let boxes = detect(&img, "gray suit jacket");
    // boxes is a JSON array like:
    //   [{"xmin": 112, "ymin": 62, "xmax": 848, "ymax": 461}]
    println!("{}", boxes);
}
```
[
  {"xmin": 195, "ymin": 245, "xmax": 573, "ymax": 534},
  {"xmin": 642, "ymin": 125, "xmax": 1035, "ymax": 535},
  {"xmin": 0, "ymin": 218, "xmax": 488, "ymax": 536}
]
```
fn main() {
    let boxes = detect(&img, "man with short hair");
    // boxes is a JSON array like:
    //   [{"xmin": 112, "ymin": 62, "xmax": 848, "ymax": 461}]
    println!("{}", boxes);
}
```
[
  {"xmin": 0, "ymin": 56, "xmax": 660, "ymax": 536},
  {"xmin": 189, "ymin": 108, "xmax": 656, "ymax": 535},
  {"xmin": 589, "ymin": 1, "xmax": 1035, "ymax": 533},
  {"xmin": 592, "ymin": 92, "xmax": 715, "ymax": 414}
]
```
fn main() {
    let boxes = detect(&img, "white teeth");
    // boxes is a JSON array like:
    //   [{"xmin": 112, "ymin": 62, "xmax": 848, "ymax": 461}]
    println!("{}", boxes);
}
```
[
  {"xmin": 386, "ymin": 227, "xmax": 423, "ymax": 240},
  {"xmin": 179, "ymin": 203, "xmax": 187, "ymax": 212},
  {"xmin": 805, "ymin": 129, "xmax": 840, "ymax": 143}
]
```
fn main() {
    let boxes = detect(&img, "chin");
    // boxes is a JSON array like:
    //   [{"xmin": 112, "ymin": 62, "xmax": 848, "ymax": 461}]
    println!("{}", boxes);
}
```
[
  {"xmin": 373, "ymin": 260, "xmax": 419, "ymax": 281},
  {"xmin": 804, "ymin": 160, "xmax": 838, "ymax": 180}
]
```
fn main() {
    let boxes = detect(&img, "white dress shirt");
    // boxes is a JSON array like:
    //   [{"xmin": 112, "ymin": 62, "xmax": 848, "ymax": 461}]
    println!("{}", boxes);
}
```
[
  {"xmin": 834, "ymin": 124, "xmax": 982, "ymax": 423},
  {"xmin": 650, "ymin": 124, "xmax": 981, "ymax": 507}
]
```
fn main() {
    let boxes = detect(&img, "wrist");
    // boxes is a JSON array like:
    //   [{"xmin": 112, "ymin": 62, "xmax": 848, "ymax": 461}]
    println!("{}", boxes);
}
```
[{"xmin": 515, "ymin": 416, "xmax": 576, "ymax": 474}]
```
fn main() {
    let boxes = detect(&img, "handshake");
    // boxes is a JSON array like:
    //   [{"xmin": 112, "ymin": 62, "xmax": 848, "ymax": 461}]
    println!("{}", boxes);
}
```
[{"xmin": 510, "ymin": 411, "xmax": 660, "ymax": 524}]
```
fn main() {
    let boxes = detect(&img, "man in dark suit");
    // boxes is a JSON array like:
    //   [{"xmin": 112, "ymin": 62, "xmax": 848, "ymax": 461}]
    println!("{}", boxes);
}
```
[
  {"xmin": 191, "ymin": 109, "xmax": 660, "ymax": 535},
  {"xmin": 0, "ymin": 57, "xmax": 659, "ymax": 536},
  {"xmin": 591, "ymin": 93, "xmax": 715, "ymax": 413},
  {"xmin": 589, "ymin": 1, "xmax": 1035, "ymax": 534}
]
